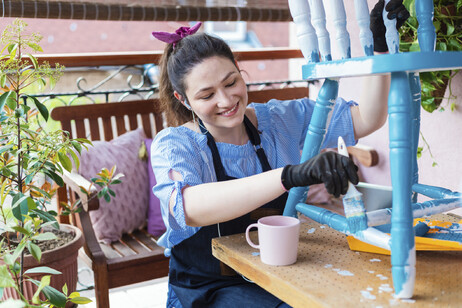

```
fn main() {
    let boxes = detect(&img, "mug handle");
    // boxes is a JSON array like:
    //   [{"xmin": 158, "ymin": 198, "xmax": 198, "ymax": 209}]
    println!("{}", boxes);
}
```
[{"xmin": 245, "ymin": 223, "xmax": 259, "ymax": 249}]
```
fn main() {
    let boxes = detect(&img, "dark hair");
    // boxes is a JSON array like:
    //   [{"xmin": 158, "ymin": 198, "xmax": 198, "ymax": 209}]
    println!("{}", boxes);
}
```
[{"xmin": 158, "ymin": 32, "xmax": 237, "ymax": 126}]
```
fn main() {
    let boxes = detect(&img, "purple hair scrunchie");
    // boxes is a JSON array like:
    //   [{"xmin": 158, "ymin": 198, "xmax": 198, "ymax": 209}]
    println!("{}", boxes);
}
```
[{"xmin": 152, "ymin": 22, "xmax": 202, "ymax": 48}]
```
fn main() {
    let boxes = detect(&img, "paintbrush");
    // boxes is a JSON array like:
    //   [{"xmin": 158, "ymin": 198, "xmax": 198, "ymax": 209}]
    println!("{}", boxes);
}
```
[{"xmin": 338, "ymin": 137, "xmax": 368, "ymax": 234}]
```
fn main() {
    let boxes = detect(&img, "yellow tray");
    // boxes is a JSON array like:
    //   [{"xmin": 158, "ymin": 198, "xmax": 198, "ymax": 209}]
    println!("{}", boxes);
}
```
[{"xmin": 347, "ymin": 218, "xmax": 462, "ymax": 255}]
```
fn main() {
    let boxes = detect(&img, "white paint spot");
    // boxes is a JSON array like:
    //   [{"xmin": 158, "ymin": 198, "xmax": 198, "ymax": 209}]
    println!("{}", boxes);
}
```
[
  {"xmin": 320, "ymin": 225, "xmax": 326, "ymax": 229},
  {"xmin": 379, "ymin": 284, "xmax": 393, "ymax": 293},
  {"xmin": 333, "ymin": 268, "xmax": 340, "ymax": 272},
  {"xmin": 370, "ymin": 258, "xmax": 382, "ymax": 262},
  {"xmin": 251, "ymin": 252, "xmax": 259, "ymax": 256},
  {"xmin": 401, "ymin": 299, "xmax": 416, "ymax": 304},
  {"xmin": 69, "ymin": 23, "xmax": 78, "ymax": 31},
  {"xmin": 307, "ymin": 228, "xmax": 316, "ymax": 234},
  {"xmin": 324, "ymin": 264, "xmax": 333, "ymax": 268},
  {"xmin": 366, "ymin": 287, "xmax": 373, "ymax": 291},
  {"xmin": 338, "ymin": 270, "xmax": 354, "ymax": 276},
  {"xmin": 368, "ymin": 270, "xmax": 375, "ymax": 274},
  {"xmin": 360, "ymin": 290, "xmax": 376, "ymax": 300},
  {"xmin": 376, "ymin": 274, "xmax": 388, "ymax": 280}
]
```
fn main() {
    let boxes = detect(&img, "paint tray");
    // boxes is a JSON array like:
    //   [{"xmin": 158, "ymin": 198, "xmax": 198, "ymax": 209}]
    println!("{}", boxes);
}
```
[{"xmin": 346, "ymin": 218, "xmax": 462, "ymax": 255}]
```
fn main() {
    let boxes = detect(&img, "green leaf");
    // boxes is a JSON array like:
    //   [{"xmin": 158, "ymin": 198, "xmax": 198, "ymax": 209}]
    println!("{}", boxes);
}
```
[
  {"xmin": 31, "ymin": 209, "xmax": 59, "ymax": 229},
  {"xmin": 0, "ymin": 91, "xmax": 17, "ymax": 111},
  {"xmin": 26, "ymin": 42, "xmax": 43, "ymax": 52},
  {"xmin": 25, "ymin": 266, "xmax": 62, "ymax": 276},
  {"xmin": 104, "ymin": 193, "xmax": 111, "ymax": 203},
  {"xmin": 28, "ymin": 242, "xmax": 42, "ymax": 261},
  {"xmin": 71, "ymin": 141, "xmax": 82, "ymax": 154},
  {"xmin": 70, "ymin": 297, "xmax": 93, "ymax": 304},
  {"xmin": 44, "ymin": 170, "xmax": 64, "ymax": 187},
  {"xmin": 7, "ymin": 43, "xmax": 18, "ymax": 54},
  {"xmin": 0, "ymin": 74, "xmax": 6, "ymax": 88},
  {"xmin": 58, "ymin": 152, "xmax": 72, "ymax": 172},
  {"xmin": 437, "ymin": 41, "xmax": 447, "ymax": 51},
  {"xmin": 0, "ymin": 144, "xmax": 14, "ymax": 155},
  {"xmin": 28, "ymin": 96, "xmax": 49, "ymax": 121},
  {"xmin": 0, "ymin": 265, "xmax": 16, "ymax": 288},
  {"xmin": 41, "ymin": 285, "xmax": 67, "ymax": 307},
  {"xmin": 69, "ymin": 149, "xmax": 80, "ymax": 170},
  {"xmin": 445, "ymin": 22, "xmax": 455, "ymax": 36},
  {"xmin": 11, "ymin": 194, "xmax": 31, "ymax": 222},
  {"xmin": 31, "ymin": 276, "xmax": 50, "ymax": 305},
  {"xmin": 11, "ymin": 225, "xmax": 30, "ymax": 236},
  {"xmin": 27, "ymin": 53, "xmax": 39, "ymax": 69}
]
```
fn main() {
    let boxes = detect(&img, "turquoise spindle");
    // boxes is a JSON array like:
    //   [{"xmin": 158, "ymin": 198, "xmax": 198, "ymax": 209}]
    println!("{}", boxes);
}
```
[
  {"xmin": 283, "ymin": 78, "xmax": 338, "ymax": 217},
  {"xmin": 389, "ymin": 71, "xmax": 415, "ymax": 298},
  {"xmin": 383, "ymin": 0, "xmax": 399, "ymax": 54},
  {"xmin": 289, "ymin": 0, "xmax": 320, "ymax": 63},
  {"xmin": 308, "ymin": 0, "xmax": 332, "ymax": 61},
  {"xmin": 329, "ymin": 0, "xmax": 351, "ymax": 59},
  {"xmin": 409, "ymin": 73, "xmax": 421, "ymax": 203},
  {"xmin": 416, "ymin": 0, "xmax": 436, "ymax": 52},
  {"xmin": 354, "ymin": 0, "xmax": 374, "ymax": 56}
]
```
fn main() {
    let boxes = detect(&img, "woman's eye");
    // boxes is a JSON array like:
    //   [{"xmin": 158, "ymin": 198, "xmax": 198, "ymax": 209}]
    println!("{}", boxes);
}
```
[
  {"xmin": 226, "ymin": 80, "xmax": 236, "ymax": 87},
  {"xmin": 201, "ymin": 93, "xmax": 213, "ymax": 100}
]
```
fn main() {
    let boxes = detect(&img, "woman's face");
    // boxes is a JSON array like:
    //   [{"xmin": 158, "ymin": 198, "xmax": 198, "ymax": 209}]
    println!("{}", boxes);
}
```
[{"xmin": 182, "ymin": 56, "xmax": 248, "ymax": 136}]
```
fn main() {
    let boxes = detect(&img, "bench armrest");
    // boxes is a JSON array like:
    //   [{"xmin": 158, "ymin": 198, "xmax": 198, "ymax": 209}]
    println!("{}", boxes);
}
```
[{"xmin": 62, "ymin": 169, "xmax": 99, "ymax": 211}]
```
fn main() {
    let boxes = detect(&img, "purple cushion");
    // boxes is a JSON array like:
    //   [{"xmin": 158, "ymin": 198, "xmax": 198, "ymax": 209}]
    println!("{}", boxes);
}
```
[
  {"xmin": 145, "ymin": 138, "xmax": 166, "ymax": 236},
  {"xmin": 78, "ymin": 128, "xmax": 149, "ymax": 244}
]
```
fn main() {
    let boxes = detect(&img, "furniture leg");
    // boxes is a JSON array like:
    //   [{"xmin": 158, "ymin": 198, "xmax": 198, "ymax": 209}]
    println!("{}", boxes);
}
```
[
  {"xmin": 389, "ymin": 71, "xmax": 415, "ymax": 298},
  {"xmin": 284, "ymin": 78, "xmax": 338, "ymax": 217}
]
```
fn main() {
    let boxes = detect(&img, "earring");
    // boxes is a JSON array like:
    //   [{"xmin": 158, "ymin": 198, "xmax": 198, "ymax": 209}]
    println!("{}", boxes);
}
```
[{"xmin": 183, "ymin": 99, "xmax": 192, "ymax": 110}]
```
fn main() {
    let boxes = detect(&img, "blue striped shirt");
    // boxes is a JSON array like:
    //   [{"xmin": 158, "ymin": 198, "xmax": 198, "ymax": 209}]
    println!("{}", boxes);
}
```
[{"xmin": 151, "ymin": 97, "xmax": 357, "ymax": 256}]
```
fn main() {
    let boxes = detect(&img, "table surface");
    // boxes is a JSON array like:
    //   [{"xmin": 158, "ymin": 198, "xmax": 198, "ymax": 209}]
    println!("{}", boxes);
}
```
[{"xmin": 211, "ymin": 214, "xmax": 462, "ymax": 308}]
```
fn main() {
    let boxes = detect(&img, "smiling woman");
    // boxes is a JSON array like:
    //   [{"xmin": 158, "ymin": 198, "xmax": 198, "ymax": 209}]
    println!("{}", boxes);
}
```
[{"xmin": 148, "ymin": 21, "xmax": 390, "ymax": 308}]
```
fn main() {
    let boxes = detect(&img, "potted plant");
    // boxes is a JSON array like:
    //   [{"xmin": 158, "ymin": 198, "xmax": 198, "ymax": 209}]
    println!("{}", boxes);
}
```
[
  {"xmin": 400, "ymin": 0, "xmax": 462, "ymax": 113},
  {"xmin": 0, "ymin": 19, "xmax": 122, "ymax": 307}
]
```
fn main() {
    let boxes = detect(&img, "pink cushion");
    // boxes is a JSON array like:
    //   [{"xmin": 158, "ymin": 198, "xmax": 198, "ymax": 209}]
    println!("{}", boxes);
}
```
[
  {"xmin": 78, "ymin": 128, "xmax": 149, "ymax": 244},
  {"xmin": 145, "ymin": 138, "xmax": 166, "ymax": 236}
]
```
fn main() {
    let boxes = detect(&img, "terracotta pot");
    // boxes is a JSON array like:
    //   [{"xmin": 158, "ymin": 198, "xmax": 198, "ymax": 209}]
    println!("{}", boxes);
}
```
[{"xmin": 1, "ymin": 224, "xmax": 84, "ymax": 307}]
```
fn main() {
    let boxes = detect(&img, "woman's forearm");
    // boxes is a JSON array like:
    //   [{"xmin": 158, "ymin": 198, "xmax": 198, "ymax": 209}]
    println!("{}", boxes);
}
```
[
  {"xmin": 179, "ymin": 168, "xmax": 285, "ymax": 227},
  {"xmin": 352, "ymin": 74, "xmax": 390, "ymax": 139}
]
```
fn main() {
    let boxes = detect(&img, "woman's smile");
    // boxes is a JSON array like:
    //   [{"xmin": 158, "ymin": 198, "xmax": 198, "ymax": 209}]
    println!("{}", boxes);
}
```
[{"xmin": 219, "ymin": 102, "xmax": 240, "ymax": 117}]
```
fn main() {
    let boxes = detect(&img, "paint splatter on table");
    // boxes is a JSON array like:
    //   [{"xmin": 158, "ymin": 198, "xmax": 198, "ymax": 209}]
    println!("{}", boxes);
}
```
[{"xmin": 212, "ymin": 214, "xmax": 462, "ymax": 307}]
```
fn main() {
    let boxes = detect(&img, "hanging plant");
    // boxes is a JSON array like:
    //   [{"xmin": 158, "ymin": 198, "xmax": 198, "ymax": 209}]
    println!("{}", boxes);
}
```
[{"xmin": 400, "ymin": 0, "xmax": 462, "ymax": 113}]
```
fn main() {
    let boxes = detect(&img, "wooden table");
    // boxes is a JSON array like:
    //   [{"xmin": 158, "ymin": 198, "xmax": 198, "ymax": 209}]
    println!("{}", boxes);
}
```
[{"xmin": 212, "ymin": 215, "xmax": 462, "ymax": 308}]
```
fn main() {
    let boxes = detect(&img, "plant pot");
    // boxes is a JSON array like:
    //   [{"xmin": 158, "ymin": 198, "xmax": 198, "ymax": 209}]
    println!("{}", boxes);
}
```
[{"xmin": 1, "ymin": 224, "xmax": 84, "ymax": 307}]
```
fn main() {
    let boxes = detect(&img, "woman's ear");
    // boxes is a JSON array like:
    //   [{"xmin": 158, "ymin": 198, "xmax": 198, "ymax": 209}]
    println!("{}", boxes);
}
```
[
  {"xmin": 173, "ymin": 91, "xmax": 183, "ymax": 102},
  {"xmin": 174, "ymin": 91, "xmax": 192, "ymax": 110}
]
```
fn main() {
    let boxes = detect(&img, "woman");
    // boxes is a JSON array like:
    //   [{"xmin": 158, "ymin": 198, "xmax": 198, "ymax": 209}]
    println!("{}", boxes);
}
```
[{"xmin": 151, "ymin": 2, "xmax": 408, "ymax": 306}]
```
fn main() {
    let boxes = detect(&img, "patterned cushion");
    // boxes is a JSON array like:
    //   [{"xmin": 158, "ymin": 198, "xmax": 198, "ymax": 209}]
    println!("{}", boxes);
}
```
[
  {"xmin": 145, "ymin": 139, "xmax": 166, "ymax": 236},
  {"xmin": 78, "ymin": 128, "xmax": 149, "ymax": 244}
]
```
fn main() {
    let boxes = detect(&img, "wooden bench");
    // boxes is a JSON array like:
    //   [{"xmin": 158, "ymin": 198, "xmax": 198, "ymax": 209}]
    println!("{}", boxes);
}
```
[{"xmin": 51, "ymin": 86, "xmax": 314, "ymax": 308}]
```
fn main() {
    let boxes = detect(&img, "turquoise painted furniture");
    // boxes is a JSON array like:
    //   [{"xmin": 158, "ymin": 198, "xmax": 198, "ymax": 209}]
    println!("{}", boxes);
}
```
[{"xmin": 285, "ymin": 0, "xmax": 462, "ymax": 299}]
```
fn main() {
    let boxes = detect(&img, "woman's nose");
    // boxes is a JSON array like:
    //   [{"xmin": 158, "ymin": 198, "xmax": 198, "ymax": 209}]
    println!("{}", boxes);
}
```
[{"xmin": 216, "ymin": 89, "xmax": 234, "ymax": 107}]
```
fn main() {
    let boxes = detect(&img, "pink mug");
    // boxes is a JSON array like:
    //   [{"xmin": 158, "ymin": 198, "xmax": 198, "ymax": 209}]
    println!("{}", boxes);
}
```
[{"xmin": 245, "ymin": 215, "xmax": 300, "ymax": 266}]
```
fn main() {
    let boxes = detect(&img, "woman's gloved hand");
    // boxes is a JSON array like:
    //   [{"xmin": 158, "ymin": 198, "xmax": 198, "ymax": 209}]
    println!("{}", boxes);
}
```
[
  {"xmin": 370, "ymin": 0, "xmax": 410, "ymax": 52},
  {"xmin": 281, "ymin": 151, "xmax": 359, "ymax": 198}
]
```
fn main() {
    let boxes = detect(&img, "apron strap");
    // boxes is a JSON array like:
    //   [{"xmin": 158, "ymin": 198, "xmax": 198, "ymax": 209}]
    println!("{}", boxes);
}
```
[{"xmin": 198, "ymin": 115, "xmax": 271, "ymax": 181}]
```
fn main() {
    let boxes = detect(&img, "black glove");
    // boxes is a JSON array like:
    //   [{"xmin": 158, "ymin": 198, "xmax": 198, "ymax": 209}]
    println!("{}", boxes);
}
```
[
  {"xmin": 370, "ymin": 0, "xmax": 410, "ymax": 52},
  {"xmin": 281, "ymin": 151, "xmax": 359, "ymax": 198}
]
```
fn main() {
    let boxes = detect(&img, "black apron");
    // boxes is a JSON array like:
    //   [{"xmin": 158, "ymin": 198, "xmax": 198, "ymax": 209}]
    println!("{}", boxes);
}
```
[{"xmin": 169, "ymin": 116, "xmax": 288, "ymax": 308}]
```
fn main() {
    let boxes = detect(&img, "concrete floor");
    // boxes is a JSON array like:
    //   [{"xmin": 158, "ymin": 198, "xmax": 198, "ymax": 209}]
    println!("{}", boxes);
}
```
[{"xmin": 76, "ymin": 255, "xmax": 168, "ymax": 308}]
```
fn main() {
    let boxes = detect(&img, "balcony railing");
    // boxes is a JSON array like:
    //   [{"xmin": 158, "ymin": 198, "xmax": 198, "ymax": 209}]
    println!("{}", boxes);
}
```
[{"xmin": 26, "ymin": 48, "xmax": 312, "ymax": 105}]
